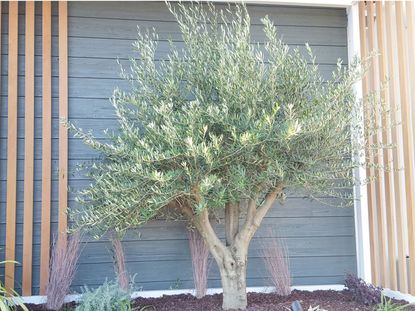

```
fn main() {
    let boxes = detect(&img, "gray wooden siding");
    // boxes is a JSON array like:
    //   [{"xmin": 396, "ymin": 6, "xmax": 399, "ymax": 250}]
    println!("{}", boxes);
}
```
[{"xmin": 0, "ymin": 2, "xmax": 355, "ymax": 294}]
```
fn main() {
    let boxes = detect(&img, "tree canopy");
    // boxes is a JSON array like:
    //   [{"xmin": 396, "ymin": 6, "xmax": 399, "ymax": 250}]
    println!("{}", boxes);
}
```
[{"xmin": 70, "ymin": 3, "xmax": 378, "ymax": 236}]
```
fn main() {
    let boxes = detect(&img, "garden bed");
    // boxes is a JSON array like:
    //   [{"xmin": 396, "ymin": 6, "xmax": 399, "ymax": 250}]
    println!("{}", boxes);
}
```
[{"xmin": 22, "ymin": 290, "xmax": 415, "ymax": 311}]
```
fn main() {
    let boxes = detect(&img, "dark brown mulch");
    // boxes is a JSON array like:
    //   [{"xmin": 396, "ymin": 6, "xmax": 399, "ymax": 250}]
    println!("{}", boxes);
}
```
[
  {"xmin": 132, "ymin": 290, "xmax": 375, "ymax": 311},
  {"xmin": 21, "ymin": 290, "xmax": 415, "ymax": 311}
]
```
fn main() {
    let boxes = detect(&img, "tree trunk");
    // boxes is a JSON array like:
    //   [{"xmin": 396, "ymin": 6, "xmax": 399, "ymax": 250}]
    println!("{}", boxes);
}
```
[
  {"xmin": 181, "ymin": 185, "xmax": 285, "ymax": 310},
  {"xmin": 219, "ymin": 255, "xmax": 248, "ymax": 310}
]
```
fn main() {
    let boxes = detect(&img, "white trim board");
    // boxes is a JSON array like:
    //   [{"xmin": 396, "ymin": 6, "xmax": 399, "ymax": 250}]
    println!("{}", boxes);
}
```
[
  {"xmin": 105, "ymin": 0, "xmax": 354, "ymax": 8},
  {"xmin": 209, "ymin": 0, "xmax": 353, "ymax": 8},
  {"xmin": 346, "ymin": 1, "xmax": 373, "ymax": 284},
  {"xmin": 21, "ymin": 284, "xmax": 345, "ymax": 305},
  {"xmin": 383, "ymin": 288, "xmax": 415, "ymax": 304}
]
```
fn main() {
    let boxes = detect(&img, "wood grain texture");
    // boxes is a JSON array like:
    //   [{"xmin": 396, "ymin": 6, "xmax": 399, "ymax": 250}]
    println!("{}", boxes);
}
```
[
  {"xmin": 367, "ymin": 1, "xmax": 386, "ymax": 285},
  {"xmin": 375, "ymin": 1, "xmax": 397, "ymax": 290},
  {"xmin": 58, "ymin": 1, "xmax": 68, "ymax": 250},
  {"xmin": 384, "ymin": 1, "xmax": 409, "ymax": 294},
  {"xmin": 406, "ymin": 1, "xmax": 415, "ymax": 290},
  {"xmin": 22, "ymin": 1, "xmax": 35, "ymax": 296},
  {"xmin": 4, "ymin": 1, "xmax": 18, "ymax": 291},
  {"xmin": 367, "ymin": 1, "xmax": 388, "ymax": 287},
  {"xmin": 396, "ymin": 1, "xmax": 415, "ymax": 295},
  {"xmin": 408, "ymin": 1, "xmax": 415, "ymax": 153},
  {"xmin": 39, "ymin": 1, "xmax": 52, "ymax": 295},
  {"xmin": 358, "ymin": 1, "xmax": 378, "ymax": 286}
]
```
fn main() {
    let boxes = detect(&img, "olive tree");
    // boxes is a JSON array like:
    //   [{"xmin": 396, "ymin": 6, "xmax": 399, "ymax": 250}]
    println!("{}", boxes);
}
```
[{"xmin": 71, "ymin": 3, "xmax": 383, "ymax": 310}]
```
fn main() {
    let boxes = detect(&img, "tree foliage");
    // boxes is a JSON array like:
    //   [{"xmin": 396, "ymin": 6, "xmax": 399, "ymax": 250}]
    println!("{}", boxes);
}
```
[{"xmin": 70, "ymin": 2, "xmax": 380, "ymax": 236}]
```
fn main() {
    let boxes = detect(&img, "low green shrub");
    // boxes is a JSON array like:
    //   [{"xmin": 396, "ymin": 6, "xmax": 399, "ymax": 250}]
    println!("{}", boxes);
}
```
[
  {"xmin": 375, "ymin": 295, "xmax": 412, "ymax": 311},
  {"xmin": 75, "ymin": 280, "xmax": 131, "ymax": 311}
]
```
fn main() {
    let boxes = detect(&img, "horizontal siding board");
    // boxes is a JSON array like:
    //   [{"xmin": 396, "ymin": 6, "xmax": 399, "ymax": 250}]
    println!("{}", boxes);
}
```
[
  {"xmin": 0, "ymin": 117, "xmax": 115, "ymax": 139},
  {"xmin": 5, "ymin": 3, "xmax": 347, "ymax": 29},
  {"xmin": 67, "ymin": 18, "xmax": 347, "ymax": 45},
  {"xmin": 2, "ymin": 13, "xmax": 346, "ymax": 45},
  {"xmin": 7, "ymin": 71, "xmax": 356, "ymax": 99},
  {"xmin": 0, "ymin": 236, "xmax": 356, "ymax": 265},
  {"xmin": 0, "ymin": 138, "xmax": 102, "ymax": 160},
  {"xmin": 1, "ymin": 56, "xmax": 341, "ymax": 81},
  {"xmin": 70, "ymin": 256, "xmax": 356, "ymax": 285},
  {"xmin": 1, "ymin": 36, "xmax": 347, "ymax": 64},
  {"xmin": 68, "ymin": 2, "xmax": 347, "ymax": 27},
  {"xmin": 67, "ymin": 38, "xmax": 347, "ymax": 62},
  {"xmin": 2, "ymin": 13, "xmax": 59, "ymax": 37},
  {"xmin": 65, "ymin": 58, "xmax": 339, "ymax": 80},
  {"xmin": 2, "ymin": 2, "xmax": 58, "ymax": 17},
  {"xmin": 0, "ymin": 197, "xmax": 354, "ymax": 223},
  {"xmin": 0, "ymin": 216, "xmax": 355, "ymax": 247}
]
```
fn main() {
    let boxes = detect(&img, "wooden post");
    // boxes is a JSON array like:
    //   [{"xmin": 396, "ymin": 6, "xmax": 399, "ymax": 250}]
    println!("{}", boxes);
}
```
[
  {"xmin": 396, "ymin": 1, "xmax": 415, "ymax": 295},
  {"xmin": 5, "ymin": 1, "xmax": 19, "ymax": 291},
  {"xmin": 384, "ymin": 1, "xmax": 409, "ymax": 294},
  {"xmin": 22, "ymin": 1, "xmax": 35, "ymax": 296},
  {"xmin": 367, "ymin": 0, "xmax": 388, "ymax": 286},
  {"xmin": 375, "ymin": 1, "xmax": 398, "ymax": 290},
  {"xmin": 40, "ymin": 1, "xmax": 52, "ymax": 295}
]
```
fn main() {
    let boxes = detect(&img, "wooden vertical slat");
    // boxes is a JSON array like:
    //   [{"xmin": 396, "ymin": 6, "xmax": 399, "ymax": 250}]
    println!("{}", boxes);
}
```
[
  {"xmin": 4, "ymin": 1, "xmax": 18, "ymax": 291},
  {"xmin": 407, "ymin": 2, "xmax": 415, "ymax": 165},
  {"xmin": 40, "ymin": 1, "xmax": 52, "ymax": 295},
  {"xmin": 58, "ymin": 1, "xmax": 68, "ymax": 250},
  {"xmin": 375, "ymin": 0, "xmax": 398, "ymax": 290},
  {"xmin": 396, "ymin": 1, "xmax": 415, "ymax": 295},
  {"xmin": 358, "ymin": 1, "xmax": 379, "ymax": 285},
  {"xmin": 407, "ymin": 4, "xmax": 415, "ymax": 289},
  {"xmin": 385, "ymin": 1, "xmax": 409, "ymax": 293},
  {"xmin": 22, "ymin": 1, "xmax": 35, "ymax": 296},
  {"xmin": 367, "ymin": 0, "xmax": 387, "ymax": 287}
]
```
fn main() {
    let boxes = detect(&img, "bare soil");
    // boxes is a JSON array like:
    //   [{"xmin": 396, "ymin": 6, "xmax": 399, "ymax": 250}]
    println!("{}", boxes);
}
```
[{"xmin": 22, "ymin": 290, "xmax": 415, "ymax": 311}]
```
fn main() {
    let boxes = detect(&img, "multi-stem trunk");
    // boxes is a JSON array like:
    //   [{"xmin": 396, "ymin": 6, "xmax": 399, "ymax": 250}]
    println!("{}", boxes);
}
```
[{"xmin": 181, "ymin": 185, "xmax": 284, "ymax": 310}]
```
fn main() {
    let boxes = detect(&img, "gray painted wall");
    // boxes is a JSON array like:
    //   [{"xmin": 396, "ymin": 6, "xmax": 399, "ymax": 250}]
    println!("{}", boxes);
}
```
[{"xmin": 0, "ymin": 2, "xmax": 356, "ymax": 294}]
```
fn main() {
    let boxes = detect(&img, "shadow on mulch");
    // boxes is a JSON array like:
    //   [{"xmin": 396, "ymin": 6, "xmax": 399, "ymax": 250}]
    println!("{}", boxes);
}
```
[{"xmin": 21, "ymin": 290, "xmax": 415, "ymax": 311}]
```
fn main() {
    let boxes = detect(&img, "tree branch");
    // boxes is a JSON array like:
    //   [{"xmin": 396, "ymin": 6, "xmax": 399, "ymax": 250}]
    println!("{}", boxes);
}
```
[
  {"xmin": 245, "ymin": 198, "xmax": 257, "ymax": 226},
  {"xmin": 252, "ymin": 188, "xmax": 281, "ymax": 228},
  {"xmin": 235, "ymin": 183, "xmax": 285, "ymax": 246},
  {"xmin": 225, "ymin": 202, "xmax": 240, "ymax": 246},
  {"xmin": 169, "ymin": 197, "xmax": 195, "ymax": 224},
  {"xmin": 195, "ymin": 208, "xmax": 229, "ymax": 262}
]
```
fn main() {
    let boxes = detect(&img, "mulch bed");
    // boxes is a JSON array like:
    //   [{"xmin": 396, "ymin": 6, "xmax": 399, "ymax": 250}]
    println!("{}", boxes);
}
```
[{"xmin": 22, "ymin": 290, "xmax": 415, "ymax": 311}]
